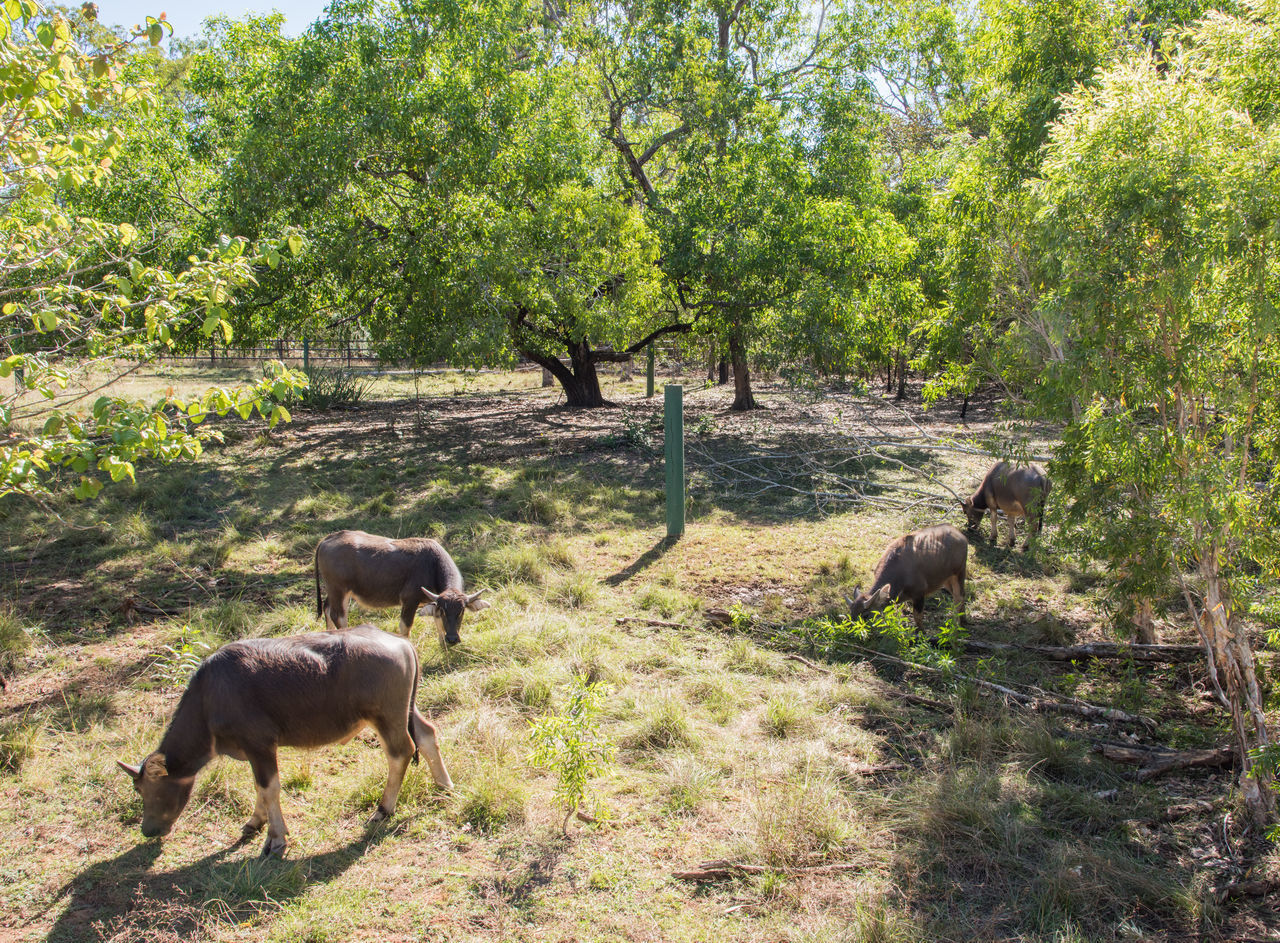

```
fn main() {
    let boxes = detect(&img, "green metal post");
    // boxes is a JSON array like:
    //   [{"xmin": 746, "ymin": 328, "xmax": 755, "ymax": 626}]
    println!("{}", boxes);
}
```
[
  {"xmin": 303, "ymin": 334, "xmax": 310, "ymax": 372},
  {"xmin": 664, "ymin": 384, "xmax": 684, "ymax": 539},
  {"xmin": 646, "ymin": 346, "xmax": 655, "ymax": 398}
]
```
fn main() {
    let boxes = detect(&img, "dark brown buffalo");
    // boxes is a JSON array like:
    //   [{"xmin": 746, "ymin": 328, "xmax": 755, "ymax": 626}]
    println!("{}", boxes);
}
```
[
  {"xmin": 117, "ymin": 625, "xmax": 452, "ymax": 857},
  {"xmin": 314, "ymin": 529, "xmax": 488, "ymax": 644},
  {"xmin": 846, "ymin": 524, "xmax": 968, "ymax": 630},
  {"xmin": 962, "ymin": 461, "xmax": 1051, "ymax": 550}
]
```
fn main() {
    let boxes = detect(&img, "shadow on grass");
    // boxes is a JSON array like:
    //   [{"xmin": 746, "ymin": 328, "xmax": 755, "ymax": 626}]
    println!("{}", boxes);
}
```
[
  {"xmin": 45, "ymin": 826, "xmax": 391, "ymax": 942},
  {"xmin": 604, "ymin": 536, "xmax": 676, "ymax": 586}
]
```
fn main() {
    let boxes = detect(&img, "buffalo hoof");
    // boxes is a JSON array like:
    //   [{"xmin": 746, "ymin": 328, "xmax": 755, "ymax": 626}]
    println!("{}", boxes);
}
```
[
  {"xmin": 260, "ymin": 835, "xmax": 288, "ymax": 859},
  {"xmin": 369, "ymin": 806, "xmax": 392, "ymax": 824},
  {"xmin": 241, "ymin": 820, "xmax": 264, "ymax": 838}
]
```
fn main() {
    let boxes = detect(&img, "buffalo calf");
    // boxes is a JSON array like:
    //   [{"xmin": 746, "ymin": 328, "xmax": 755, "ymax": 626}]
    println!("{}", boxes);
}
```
[
  {"xmin": 962, "ymin": 461, "xmax": 1051, "ymax": 550},
  {"xmin": 315, "ymin": 529, "xmax": 488, "ymax": 644},
  {"xmin": 846, "ymin": 524, "xmax": 968, "ymax": 630}
]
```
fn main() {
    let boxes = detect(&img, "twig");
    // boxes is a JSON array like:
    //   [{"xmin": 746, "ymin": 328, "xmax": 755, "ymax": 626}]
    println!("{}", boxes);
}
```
[
  {"xmin": 615, "ymin": 616, "xmax": 694, "ymax": 629},
  {"xmin": 673, "ymin": 859, "xmax": 866, "ymax": 882},
  {"xmin": 784, "ymin": 653, "xmax": 833, "ymax": 673}
]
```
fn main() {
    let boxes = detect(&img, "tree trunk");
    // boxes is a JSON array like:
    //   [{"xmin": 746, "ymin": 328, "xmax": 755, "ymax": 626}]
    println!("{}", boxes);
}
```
[
  {"xmin": 896, "ymin": 352, "xmax": 907, "ymax": 400},
  {"xmin": 1134, "ymin": 599, "xmax": 1158, "ymax": 645},
  {"xmin": 707, "ymin": 339, "xmax": 717, "ymax": 382},
  {"xmin": 521, "ymin": 341, "xmax": 609, "ymax": 408},
  {"xmin": 960, "ymin": 393, "xmax": 969, "ymax": 420},
  {"xmin": 542, "ymin": 368, "xmax": 554, "ymax": 388},
  {"xmin": 718, "ymin": 357, "xmax": 728, "ymax": 385},
  {"xmin": 728, "ymin": 329, "xmax": 757, "ymax": 411},
  {"xmin": 1190, "ymin": 550, "xmax": 1275, "ymax": 829}
]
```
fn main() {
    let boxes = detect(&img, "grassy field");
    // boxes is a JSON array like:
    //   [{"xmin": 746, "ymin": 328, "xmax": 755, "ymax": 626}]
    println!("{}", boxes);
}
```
[{"xmin": 0, "ymin": 365, "xmax": 1275, "ymax": 942}]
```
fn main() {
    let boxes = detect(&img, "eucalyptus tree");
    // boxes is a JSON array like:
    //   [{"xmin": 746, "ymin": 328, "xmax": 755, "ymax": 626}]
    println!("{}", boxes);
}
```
[
  {"xmin": 0, "ymin": 1, "xmax": 303, "ymax": 502},
  {"xmin": 216, "ymin": 0, "xmax": 683, "ymax": 407},
  {"xmin": 1032, "ymin": 0, "xmax": 1280, "ymax": 825}
]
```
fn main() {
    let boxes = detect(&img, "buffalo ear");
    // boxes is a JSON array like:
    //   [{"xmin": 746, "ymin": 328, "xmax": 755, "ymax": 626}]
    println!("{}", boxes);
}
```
[
  {"xmin": 143, "ymin": 753, "xmax": 168, "ymax": 779},
  {"xmin": 466, "ymin": 597, "xmax": 490, "ymax": 613},
  {"xmin": 117, "ymin": 760, "xmax": 142, "ymax": 779},
  {"xmin": 869, "ymin": 584, "xmax": 893, "ymax": 607}
]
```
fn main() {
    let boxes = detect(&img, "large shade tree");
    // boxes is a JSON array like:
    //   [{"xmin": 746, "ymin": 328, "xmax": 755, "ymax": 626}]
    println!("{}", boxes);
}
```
[{"xmin": 215, "ymin": 0, "xmax": 685, "ymax": 407}]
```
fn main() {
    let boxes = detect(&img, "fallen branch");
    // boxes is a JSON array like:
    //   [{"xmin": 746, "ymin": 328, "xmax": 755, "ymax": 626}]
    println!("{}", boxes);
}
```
[
  {"xmin": 842, "ymin": 761, "xmax": 907, "ymax": 777},
  {"xmin": 673, "ymin": 859, "xmax": 866, "ymax": 882},
  {"xmin": 783, "ymin": 653, "xmax": 953, "ymax": 713},
  {"xmin": 847, "ymin": 644, "xmax": 1155, "ymax": 729},
  {"xmin": 963, "ymin": 639, "xmax": 1202, "ymax": 664},
  {"xmin": 1094, "ymin": 743, "xmax": 1235, "ymax": 781},
  {"xmin": 1211, "ymin": 877, "xmax": 1279, "ymax": 905},
  {"xmin": 615, "ymin": 616, "xmax": 694, "ymax": 629},
  {"xmin": 1162, "ymin": 799, "xmax": 1216, "ymax": 821},
  {"xmin": 784, "ymin": 653, "xmax": 833, "ymax": 673}
]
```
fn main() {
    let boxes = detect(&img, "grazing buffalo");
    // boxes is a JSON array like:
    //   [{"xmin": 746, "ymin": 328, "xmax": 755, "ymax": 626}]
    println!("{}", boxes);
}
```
[
  {"xmin": 846, "ymin": 524, "xmax": 968, "ymax": 630},
  {"xmin": 314, "ymin": 530, "xmax": 489, "ymax": 644},
  {"xmin": 962, "ymin": 461, "xmax": 1051, "ymax": 550},
  {"xmin": 118, "ymin": 626, "xmax": 452, "ymax": 857}
]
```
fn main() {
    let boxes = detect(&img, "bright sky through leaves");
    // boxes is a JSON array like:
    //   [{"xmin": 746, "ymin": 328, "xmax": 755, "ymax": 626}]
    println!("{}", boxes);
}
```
[{"xmin": 92, "ymin": 0, "xmax": 328, "ymax": 39}]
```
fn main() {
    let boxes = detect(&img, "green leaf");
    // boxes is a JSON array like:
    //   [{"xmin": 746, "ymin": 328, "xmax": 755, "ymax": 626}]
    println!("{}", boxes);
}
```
[
  {"xmin": 74, "ymin": 477, "xmax": 103, "ymax": 500},
  {"xmin": 287, "ymin": 235, "xmax": 303, "ymax": 256}
]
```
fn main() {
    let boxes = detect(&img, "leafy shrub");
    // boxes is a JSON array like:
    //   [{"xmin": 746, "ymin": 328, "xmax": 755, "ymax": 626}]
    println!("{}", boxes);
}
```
[
  {"xmin": 529, "ymin": 676, "xmax": 615, "ymax": 829},
  {"xmin": 274, "ymin": 364, "xmax": 373, "ymax": 411}
]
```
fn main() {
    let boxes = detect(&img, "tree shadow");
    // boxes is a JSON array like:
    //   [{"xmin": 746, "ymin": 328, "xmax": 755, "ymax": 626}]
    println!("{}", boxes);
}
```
[
  {"xmin": 484, "ymin": 830, "xmax": 570, "ymax": 910},
  {"xmin": 604, "ymin": 537, "xmax": 675, "ymax": 586},
  {"xmin": 44, "ymin": 825, "xmax": 391, "ymax": 942}
]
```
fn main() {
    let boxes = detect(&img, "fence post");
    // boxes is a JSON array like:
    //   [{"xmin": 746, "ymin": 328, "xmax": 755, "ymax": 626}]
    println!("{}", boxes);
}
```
[
  {"xmin": 303, "ymin": 334, "xmax": 310, "ymax": 372},
  {"xmin": 646, "ymin": 346, "xmax": 655, "ymax": 398},
  {"xmin": 664, "ymin": 384, "xmax": 684, "ymax": 539}
]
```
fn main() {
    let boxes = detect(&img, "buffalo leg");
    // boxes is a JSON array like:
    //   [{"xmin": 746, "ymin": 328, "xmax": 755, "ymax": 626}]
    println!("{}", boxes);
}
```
[
  {"xmin": 912, "ymin": 600, "xmax": 925, "ymax": 632},
  {"xmin": 1025, "ymin": 497, "xmax": 1046, "ymax": 550},
  {"xmin": 242, "ymin": 784, "xmax": 269, "ymax": 837},
  {"xmin": 990, "ymin": 509, "xmax": 999, "ymax": 545},
  {"xmin": 397, "ymin": 600, "xmax": 417, "ymax": 636},
  {"xmin": 410, "ymin": 711, "xmax": 453, "ymax": 789},
  {"xmin": 325, "ymin": 589, "xmax": 348, "ymax": 631},
  {"xmin": 371, "ymin": 719, "xmax": 416, "ymax": 820},
  {"xmin": 1005, "ymin": 505, "xmax": 1022, "ymax": 549},
  {"xmin": 947, "ymin": 572, "xmax": 966, "ymax": 623},
  {"xmin": 247, "ymin": 751, "xmax": 288, "ymax": 857}
]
